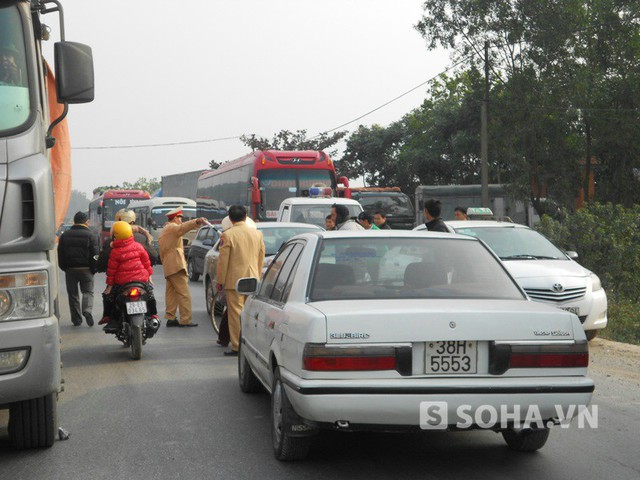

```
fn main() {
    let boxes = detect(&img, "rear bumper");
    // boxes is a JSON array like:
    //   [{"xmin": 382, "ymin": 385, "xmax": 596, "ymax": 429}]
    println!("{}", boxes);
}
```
[
  {"xmin": 0, "ymin": 316, "xmax": 61, "ymax": 407},
  {"xmin": 281, "ymin": 369, "xmax": 594, "ymax": 428}
]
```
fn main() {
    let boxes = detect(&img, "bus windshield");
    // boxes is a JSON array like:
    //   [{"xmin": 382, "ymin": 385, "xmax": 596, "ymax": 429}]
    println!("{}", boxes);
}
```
[
  {"xmin": 102, "ymin": 198, "xmax": 138, "ymax": 229},
  {"xmin": 151, "ymin": 207, "xmax": 197, "ymax": 226},
  {"xmin": 258, "ymin": 169, "xmax": 334, "ymax": 215},
  {"xmin": 0, "ymin": 5, "xmax": 30, "ymax": 132}
]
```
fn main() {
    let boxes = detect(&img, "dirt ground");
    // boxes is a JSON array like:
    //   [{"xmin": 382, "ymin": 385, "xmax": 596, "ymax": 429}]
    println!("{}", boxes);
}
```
[{"xmin": 588, "ymin": 337, "xmax": 640, "ymax": 386}]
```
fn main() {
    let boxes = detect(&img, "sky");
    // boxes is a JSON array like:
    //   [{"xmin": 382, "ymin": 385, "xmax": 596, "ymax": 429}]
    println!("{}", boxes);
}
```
[{"xmin": 42, "ymin": 0, "xmax": 452, "ymax": 198}]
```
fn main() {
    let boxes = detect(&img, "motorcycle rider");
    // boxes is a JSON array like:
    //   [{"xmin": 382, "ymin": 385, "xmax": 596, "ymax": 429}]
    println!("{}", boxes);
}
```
[
  {"xmin": 100, "ymin": 221, "xmax": 157, "ymax": 332},
  {"xmin": 96, "ymin": 208, "xmax": 159, "ymax": 272}
]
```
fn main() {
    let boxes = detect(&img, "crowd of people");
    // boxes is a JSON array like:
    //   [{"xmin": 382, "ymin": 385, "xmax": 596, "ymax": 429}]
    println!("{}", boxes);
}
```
[{"xmin": 57, "ymin": 197, "xmax": 458, "ymax": 352}]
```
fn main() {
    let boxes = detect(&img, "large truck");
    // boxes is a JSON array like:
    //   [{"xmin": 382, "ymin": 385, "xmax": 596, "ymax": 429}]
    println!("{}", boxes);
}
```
[
  {"xmin": 0, "ymin": 0, "xmax": 94, "ymax": 448},
  {"xmin": 161, "ymin": 169, "xmax": 205, "ymax": 200},
  {"xmin": 414, "ymin": 184, "xmax": 537, "ymax": 226},
  {"xmin": 340, "ymin": 187, "xmax": 415, "ymax": 230}
]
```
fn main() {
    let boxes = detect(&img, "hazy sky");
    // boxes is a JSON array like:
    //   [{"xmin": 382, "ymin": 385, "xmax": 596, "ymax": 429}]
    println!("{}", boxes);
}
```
[{"xmin": 42, "ymin": 0, "xmax": 451, "ymax": 198}]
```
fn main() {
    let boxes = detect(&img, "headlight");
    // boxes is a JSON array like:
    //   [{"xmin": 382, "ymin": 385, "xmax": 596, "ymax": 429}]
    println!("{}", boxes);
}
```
[
  {"xmin": 590, "ymin": 273, "xmax": 602, "ymax": 292},
  {"xmin": 0, "ymin": 271, "xmax": 49, "ymax": 321}
]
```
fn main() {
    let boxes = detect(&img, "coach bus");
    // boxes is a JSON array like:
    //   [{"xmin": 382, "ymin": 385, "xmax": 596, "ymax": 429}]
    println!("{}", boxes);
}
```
[
  {"xmin": 128, "ymin": 197, "xmax": 197, "ymax": 249},
  {"xmin": 88, "ymin": 189, "xmax": 151, "ymax": 244},
  {"xmin": 196, "ymin": 150, "xmax": 349, "ymax": 222}
]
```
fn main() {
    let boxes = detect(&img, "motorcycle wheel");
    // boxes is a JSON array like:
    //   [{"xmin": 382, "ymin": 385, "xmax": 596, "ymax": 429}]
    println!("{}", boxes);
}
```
[{"xmin": 130, "ymin": 324, "xmax": 143, "ymax": 360}]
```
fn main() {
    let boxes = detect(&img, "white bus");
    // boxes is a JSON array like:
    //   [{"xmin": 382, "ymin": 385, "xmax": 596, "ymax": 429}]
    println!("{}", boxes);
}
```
[{"xmin": 128, "ymin": 197, "xmax": 197, "ymax": 251}]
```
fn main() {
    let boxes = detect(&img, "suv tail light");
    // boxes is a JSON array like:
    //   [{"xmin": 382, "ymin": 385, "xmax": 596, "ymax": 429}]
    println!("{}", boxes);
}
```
[
  {"xmin": 303, "ymin": 344, "xmax": 411, "ymax": 375},
  {"xmin": 489, "ymin": 341, "xmax": 588, "ymax": 374}
]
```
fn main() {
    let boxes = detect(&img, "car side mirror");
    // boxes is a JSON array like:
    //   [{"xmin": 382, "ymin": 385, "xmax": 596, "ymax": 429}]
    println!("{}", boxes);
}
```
[
  {"xmin": 236, "ymin": 277, "xmax": 259, "ymax": 295},
  {"xmin": 565, "ymin": 251, "xmax": 579, "ymax": 260}
]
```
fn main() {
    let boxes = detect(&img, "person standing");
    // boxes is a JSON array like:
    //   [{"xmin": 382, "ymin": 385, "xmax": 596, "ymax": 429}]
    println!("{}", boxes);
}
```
[
  {"xmin": 373, "ymin": 210, "xmax": 392, "ymax": 229},
  {"xmin": 423, "ymin": 199, "xmax": 449, "ymax": 232},
  {"xmin": 357, "ymin": 211, "xmax": 380, "ymax": 230},
  {"xmin": 331, "ymin": 204, "xmax": 364, "ymax": 231},
  {"xmin": 158, "ymin": 207, "xmax": 207, "ymax": 327},
  {"xmin": 57, "ymin": 211, "xmax": 99, "ymax": 326},
  {"xmin": 454, "ymin": 206, "xmax": 469, "ymax": 221},
  {"xmin": 216, "ymin": 205, "xmax": 265, "ymax": 356}
]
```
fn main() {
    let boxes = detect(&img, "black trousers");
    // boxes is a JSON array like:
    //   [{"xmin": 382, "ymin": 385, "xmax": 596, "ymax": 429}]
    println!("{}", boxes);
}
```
[{"xmin": 65, "ymin": 268, "xmax": 94, "ymax": 325}]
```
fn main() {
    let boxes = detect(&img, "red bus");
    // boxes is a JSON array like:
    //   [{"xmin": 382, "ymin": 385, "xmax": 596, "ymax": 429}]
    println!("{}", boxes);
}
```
[
  {"xmin": 196, "ymin": 150, "xmax": 349, "ymax": 222},
  {"xmin": 88, "ymin": 189, "xmax": 151, "ymax": 243}
]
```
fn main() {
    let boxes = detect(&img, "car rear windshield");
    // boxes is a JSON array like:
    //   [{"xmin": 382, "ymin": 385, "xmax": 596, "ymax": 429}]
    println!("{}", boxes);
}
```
[
  {"xmin": 453, "ymin": 226, "xmax": 566, "ymax": 260},
  {"xmin": 309, "ymin": 237, "xmax": 524, "ymax": 301}
]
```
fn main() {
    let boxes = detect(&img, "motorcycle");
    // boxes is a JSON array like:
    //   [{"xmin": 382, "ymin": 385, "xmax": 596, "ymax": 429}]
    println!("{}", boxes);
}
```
[{"xmin": 105, "ymin": 282, "xmax": 160, "ymax": 360}]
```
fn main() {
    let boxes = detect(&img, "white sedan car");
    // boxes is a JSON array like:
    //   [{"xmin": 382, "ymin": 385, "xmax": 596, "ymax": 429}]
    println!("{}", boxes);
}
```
[
  {"xmin": 236, "ymin": 231, "xmax": 594, "ymax": 461},
  {"xmin": 414, "ymin": 221, "xmax": 607, "ymax": 339}
]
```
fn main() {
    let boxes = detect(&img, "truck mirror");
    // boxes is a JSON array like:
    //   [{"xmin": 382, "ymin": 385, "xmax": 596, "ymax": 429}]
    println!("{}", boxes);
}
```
[
  {"xmin": 338, "ymin": 176, "xmax": 349, "ymax": 188},
  {"xmin": 97, "ymin": 206, "xmax": 102, "ymax": 215},
  {"xmin": 250, "ymin": 176, "xmax": 261, "ymax": 205},
  {"xmin": 54, "ymin": 42, "xmax": 95, "ymax": 104}
]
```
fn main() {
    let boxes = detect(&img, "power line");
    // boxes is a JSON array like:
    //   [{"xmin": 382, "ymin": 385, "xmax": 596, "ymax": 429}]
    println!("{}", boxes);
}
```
[
  {"xmin": 314, "ymin": 54, "xmax": 474, "ymax": 137},
  {"xmin": 72, "ymin": 135, "xmax": 242, "ymax": 150}
]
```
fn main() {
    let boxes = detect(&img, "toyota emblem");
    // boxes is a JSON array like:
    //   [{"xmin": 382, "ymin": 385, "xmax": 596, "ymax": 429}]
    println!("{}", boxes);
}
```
[{"xmin": 552, "ymin": 283, "xmax": 564, "ymax": 292}]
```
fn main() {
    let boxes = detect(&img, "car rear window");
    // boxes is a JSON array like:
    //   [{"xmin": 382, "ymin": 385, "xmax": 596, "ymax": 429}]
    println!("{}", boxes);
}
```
[{"xmin": 309, "ymin": 237, "xmax": 524, "ymax": 301}]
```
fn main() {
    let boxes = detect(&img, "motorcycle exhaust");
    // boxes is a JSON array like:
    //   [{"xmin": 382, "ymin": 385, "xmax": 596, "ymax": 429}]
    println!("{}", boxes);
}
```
[{"xmin": 148, "ymin": 318, "xmax": 160, "ymax": 332}]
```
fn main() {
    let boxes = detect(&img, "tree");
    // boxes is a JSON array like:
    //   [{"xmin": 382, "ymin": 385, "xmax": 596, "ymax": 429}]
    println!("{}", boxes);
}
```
[
  {"xmin": 240, "ymin": 129, "xmax": 348, "ymax": 158},
  {"xmin": 93, "ymin": 177, "xmax": 161, "ymax": 196},
  {"xmin": 209, "ymin": 160, "xmax": 221, "ymax": 170},
  {"xmin": 64, "ymin": 190, "xmax": 91, "ymax": 222}
]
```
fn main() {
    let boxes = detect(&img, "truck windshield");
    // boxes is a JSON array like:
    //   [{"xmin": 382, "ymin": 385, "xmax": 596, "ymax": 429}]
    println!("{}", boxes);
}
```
[
  {"xmin": 258, "ymin": 169, "xmax": 335, "ymax": 217},
  {"xmin": 357, "ymin": 194, "xmax": 413, "ymax": 217},
  {"xmin": 0, "ymin": 5, "xmax": 30, "ymax": 132}
]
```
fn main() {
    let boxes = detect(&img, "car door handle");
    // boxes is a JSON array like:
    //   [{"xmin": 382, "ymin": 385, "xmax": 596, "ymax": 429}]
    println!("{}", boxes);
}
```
[{"xmin": 267, "ymin": 321, "xmax": 275, "ymax": 330}]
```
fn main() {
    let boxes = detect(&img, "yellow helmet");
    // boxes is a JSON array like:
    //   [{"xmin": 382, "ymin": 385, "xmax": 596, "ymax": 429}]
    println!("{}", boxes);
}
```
[
  {"xmin": 111, "ymin": 221, "xmax": 133, "ymax": 240},
  {"xmin": 115, "ymin": 208, "xmax": 136, "ymax": 224}
]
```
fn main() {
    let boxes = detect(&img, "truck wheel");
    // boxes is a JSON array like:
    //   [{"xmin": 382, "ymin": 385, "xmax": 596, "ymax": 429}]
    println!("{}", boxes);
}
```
[
  {"xmin": 502, "ymin": 427, "xmax": 550, "ymax": 452},
  {"xmin": 9, "ymin": 393, "xmax": 56, "ymax": 449},
  {"xmin": 272, "ymin": 368, "xmax": 311, "ymax": 461},
  {"xmin": 238, "ymin": 339, "xmax": 262, "ymax": 393},
  {"xmin": 188, "ymin": 258, "xmax": 199, "ymax": 282}
]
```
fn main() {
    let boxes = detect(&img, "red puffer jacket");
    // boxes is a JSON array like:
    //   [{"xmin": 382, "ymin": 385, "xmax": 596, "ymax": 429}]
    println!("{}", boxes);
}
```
[{"xmin": 106, "ymin": 236, "xmax": 153, "ymax": 286}]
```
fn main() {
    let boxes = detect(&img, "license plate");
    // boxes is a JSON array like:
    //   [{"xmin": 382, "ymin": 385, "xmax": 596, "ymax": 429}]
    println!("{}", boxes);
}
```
[
  {"xmin": 560, "ymin": 306, "xmax": 580, "ymax": 316},
  {"xmin": 425, "ymin": 341, "xmax": 477, "ymax": 374},
  {"xmin": 126, "ymin": 301, "xmax": 147, "ymax": 315}
]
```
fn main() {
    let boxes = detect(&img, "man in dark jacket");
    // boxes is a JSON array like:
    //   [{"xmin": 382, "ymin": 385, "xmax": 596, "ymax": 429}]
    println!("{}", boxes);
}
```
[
  {"xmin": 57, "ymin": 211, "xmax": 100, "ymax": 326},
  {"xmin": 423, "ymin": 199, "xmax": 449, "ymax": 232}
]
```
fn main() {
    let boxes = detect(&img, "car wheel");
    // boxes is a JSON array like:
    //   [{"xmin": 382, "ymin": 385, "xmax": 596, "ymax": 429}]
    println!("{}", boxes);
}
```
[
  {"xmin": 205, "ymin": 279, "xmax": 213, "ymax": 315},
  {"xmin": 271, "ymin": 367, "xmax": 311, "ymax": 461},
  {"xmin": 238, "ymin": 339, "xmax": 262, "ymax": 393},
  {"xmin": 187, "ymin": 258, "xmax": 199, "ymax": 282},
  {"xmin": 585, "ymin": 330, "xmax": 598, "ymax": 341},
  {"xmin": 8, "ymin": 393, "xmax": 56, "ymax": 449},
  {"xmin": 502, "ymin": 427, "xmax": 550, "ymax": 452}
]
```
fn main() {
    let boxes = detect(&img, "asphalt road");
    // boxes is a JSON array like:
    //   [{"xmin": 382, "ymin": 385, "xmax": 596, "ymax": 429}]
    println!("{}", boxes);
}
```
[{"xmin": 1, "ymin": 267, "xmax": 639, "ymax": 479}]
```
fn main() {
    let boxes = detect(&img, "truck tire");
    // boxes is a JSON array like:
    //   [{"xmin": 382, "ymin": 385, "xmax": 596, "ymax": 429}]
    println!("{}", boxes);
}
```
[
  {"xmin": 8, "ymin": 393, "xmax": 56, "ymax": 449},
  {"xmin": 585, "ymin": 330, "xmax": 598, "ymax": 341},
  {"xmin": 502, "ymin": 427, "xmax": 550, "ymax": 452},
  {"xmin": 271, "ymin": 368, "xmax": 311, "ymax": 461}
]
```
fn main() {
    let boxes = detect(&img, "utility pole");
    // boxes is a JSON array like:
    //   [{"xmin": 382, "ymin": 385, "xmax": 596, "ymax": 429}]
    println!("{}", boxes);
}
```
[{"xmin": 480, "ymin": 40, "xmax": 490, "ymax": 207}]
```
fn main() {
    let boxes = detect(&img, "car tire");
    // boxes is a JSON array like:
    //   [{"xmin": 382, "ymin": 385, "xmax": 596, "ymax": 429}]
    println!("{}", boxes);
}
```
[
  {"xmin": 502, "ymin": 427, "xmax": 550, "ymax": 452},
  {"xmin": 8, "ymin": 393, "xmax": 56, "ymax": 449},
  {"xmin": 271, "ymin": 367, "xmax": 311, "ymax": 461},
  {"xmin": 585, "ymin": 330, "xmax": 598, "ymax": 341},
  {"xmin": 205, "ymin": 279, "xmax": 213, "ymax": 315},
  {"xmin": 238, "ymin": 339, "xmax": 262, "ymax": 393},
  {"xmin": 187, "ymin": 258, "xmax": 199, "ymax": 282}
]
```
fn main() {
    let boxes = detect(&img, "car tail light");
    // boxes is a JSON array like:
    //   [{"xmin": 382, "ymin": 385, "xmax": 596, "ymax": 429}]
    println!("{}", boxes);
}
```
[
  {"xmin": 489, "ymin": 341, "xmax": 589, "ymax": 374},
  {"xmin": 128, "ymin": 287, "xmax": 141, "ymax": 300},
  {"xmin": 303, "ymin": 344, "xmax": 411, "ymax": 373}
]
